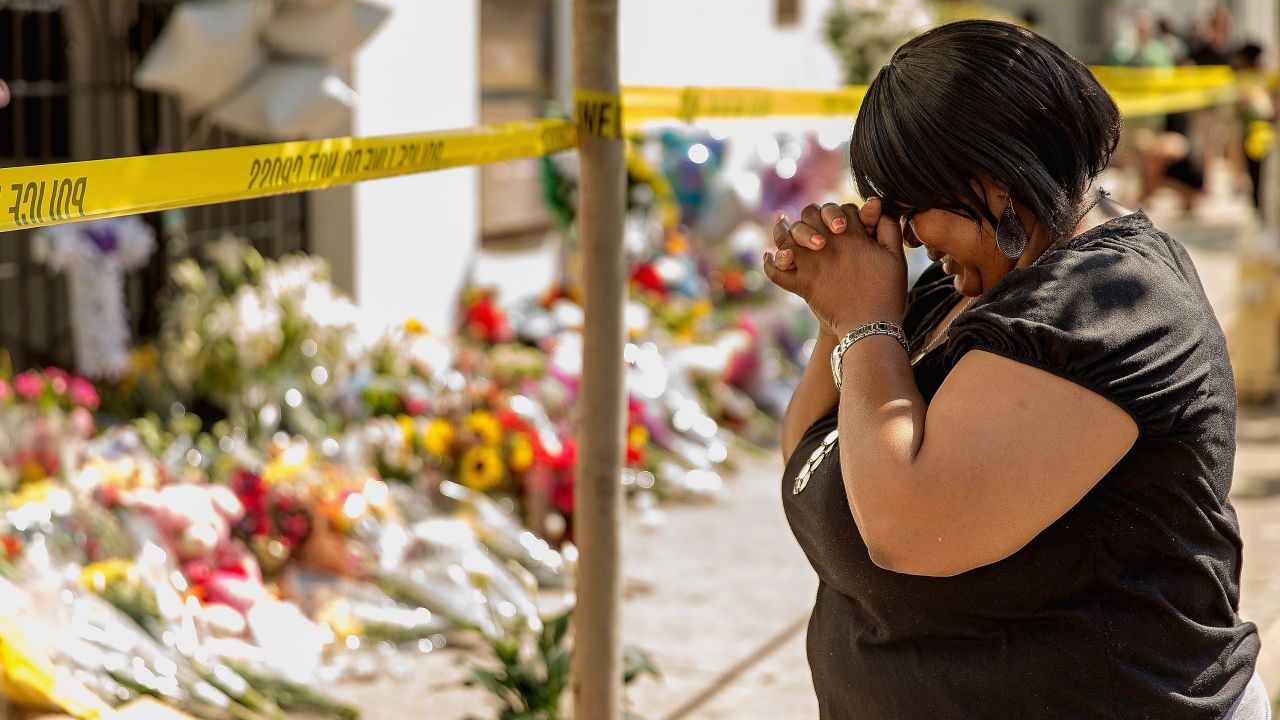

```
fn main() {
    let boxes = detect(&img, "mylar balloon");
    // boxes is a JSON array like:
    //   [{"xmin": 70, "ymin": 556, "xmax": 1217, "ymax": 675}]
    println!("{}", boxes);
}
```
[{"xmin": 133, "ymin": 0, "xmax": 266, "ymax": 113}]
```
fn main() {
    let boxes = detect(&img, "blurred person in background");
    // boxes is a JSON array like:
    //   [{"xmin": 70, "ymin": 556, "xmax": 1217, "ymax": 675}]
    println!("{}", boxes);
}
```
[
  {"xmin": 1232, "ymin": 42, "xmax": 1276, "ymax": 210},
  {"xmin": 765, "ymin": 19, "xmax": 1264, "ymax": 719},
  {"xmin": 1191, "ymin": 4, "xmax": 1236, "ymax": 66},
  {"xmin": 1158, "ymin": 16, "xmax": 1190, "ymax": 64},
  {"xmin": 1110, "ymin": 9, "xmax": 1175, "ymax": 67},
  {"xmin": 1121, "ymin": 10, "xmax": 1205, "ymax": 212},
  {"xmin": 1135, "ymin": 5, "xmax": 1247, "ymax": 212}
]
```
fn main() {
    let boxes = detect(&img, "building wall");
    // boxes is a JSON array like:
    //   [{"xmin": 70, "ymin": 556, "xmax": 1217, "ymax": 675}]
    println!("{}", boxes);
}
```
[
  {"xmin": 316, "ymin": 0, "xmax": 481, "ymax": 335},
  {"xmin": 617, "ymin": 0, "xmax": 845, "ymax": 88}
]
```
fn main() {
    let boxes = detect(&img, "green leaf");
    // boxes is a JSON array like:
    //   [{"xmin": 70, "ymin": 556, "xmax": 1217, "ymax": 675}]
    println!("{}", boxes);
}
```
[{"xmin": 623, "ymin": 646, "xmax": 661, "ymax": 684}]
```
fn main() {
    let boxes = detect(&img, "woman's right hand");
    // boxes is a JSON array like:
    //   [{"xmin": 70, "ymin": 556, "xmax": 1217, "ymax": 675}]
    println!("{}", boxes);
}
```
[{"xmin": 771, "ymin": 197, "xmax": 884, "ymax": 276}]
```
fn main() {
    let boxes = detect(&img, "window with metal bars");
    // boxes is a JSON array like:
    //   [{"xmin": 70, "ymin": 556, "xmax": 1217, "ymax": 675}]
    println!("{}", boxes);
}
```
[{"xmin": 0, "ymin": 0, "xmax": 309, "ymax": 371}]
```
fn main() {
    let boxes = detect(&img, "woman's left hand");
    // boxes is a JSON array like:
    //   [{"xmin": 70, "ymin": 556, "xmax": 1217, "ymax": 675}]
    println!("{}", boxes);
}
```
[{"xmin": 763, "ymin": 201, "xmax": 909, "ymax": 336}]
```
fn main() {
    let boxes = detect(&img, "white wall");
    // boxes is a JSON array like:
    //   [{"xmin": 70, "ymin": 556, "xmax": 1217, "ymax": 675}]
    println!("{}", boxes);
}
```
[
  {"xmin": 350, "ymin": 0, "xmax": 480, "ymax": 334},
  {"xmin": 618, "ymin": 0, "xmax": 844, "ymax": 88}
]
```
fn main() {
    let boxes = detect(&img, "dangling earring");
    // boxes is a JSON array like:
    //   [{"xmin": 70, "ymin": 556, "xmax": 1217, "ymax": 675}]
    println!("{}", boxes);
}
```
[{"xmin": 995, "ymin": 196, "xmax": 1028, "ymax": 259}]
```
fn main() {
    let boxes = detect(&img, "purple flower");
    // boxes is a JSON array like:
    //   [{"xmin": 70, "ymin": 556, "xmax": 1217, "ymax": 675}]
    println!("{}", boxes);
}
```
[{"xmin": 86, "ymin": 225, "xmax": 119, "ymax": 254}]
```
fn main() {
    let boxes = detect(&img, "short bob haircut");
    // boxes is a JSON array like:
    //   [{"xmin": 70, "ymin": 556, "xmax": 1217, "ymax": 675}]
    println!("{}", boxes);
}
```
[{"xmin": 851, "ymin": 20, "xmax": 1121, "ymax": 242}]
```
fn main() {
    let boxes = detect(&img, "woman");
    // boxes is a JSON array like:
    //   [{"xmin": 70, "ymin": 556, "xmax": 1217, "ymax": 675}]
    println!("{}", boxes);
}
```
[{"xmin": 764, "ymin": 20, "xmax": 1265, "ymax": 719}]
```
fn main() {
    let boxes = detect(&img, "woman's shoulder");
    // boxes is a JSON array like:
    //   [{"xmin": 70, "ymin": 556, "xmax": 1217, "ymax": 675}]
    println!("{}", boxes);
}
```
[
  {"xmin": 979, "ymin": 211, "xmax": 1211, "ymax": 334},
  {"xmin": 946, "ymin": 212, "xmax": 1227, "ymax": 435}
]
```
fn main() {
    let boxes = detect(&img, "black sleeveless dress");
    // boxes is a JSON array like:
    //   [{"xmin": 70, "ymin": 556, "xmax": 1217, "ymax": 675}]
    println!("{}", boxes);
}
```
[{"xmin": 782, "ymin": 213, "xmax": 1259, "ymax": 719}]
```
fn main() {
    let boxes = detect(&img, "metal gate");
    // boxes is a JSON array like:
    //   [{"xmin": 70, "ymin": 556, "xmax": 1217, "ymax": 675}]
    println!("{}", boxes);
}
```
[{"xmin": 0, "ymin": 0, "xmax": 309, "ymax": 371}]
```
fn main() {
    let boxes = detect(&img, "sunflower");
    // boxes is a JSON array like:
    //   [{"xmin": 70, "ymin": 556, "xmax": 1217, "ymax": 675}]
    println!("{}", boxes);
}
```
[
  {"xmin": 464, "ymin": 410, "xmax": 504, "ymax": 447},
  {"xmin": 509, "ymin": 433, "xmax": 535, "ymax": 473},
  {"xmin": 422, "ymin": 418, "xmax": 456, "ymax": 458},
  {"xmin": 459, "ymin": 446, "xmax": 504, "ymax": 492}
]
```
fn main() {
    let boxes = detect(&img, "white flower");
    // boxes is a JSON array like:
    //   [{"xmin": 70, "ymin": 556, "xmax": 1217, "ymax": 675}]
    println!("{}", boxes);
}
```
[
  {"xmin": 230, "ymin": 286, "xmax": 284, "ymax": 369},
  {"xmin": 205, "ymin": 234, "xmax": 251, "ymax": 280}
]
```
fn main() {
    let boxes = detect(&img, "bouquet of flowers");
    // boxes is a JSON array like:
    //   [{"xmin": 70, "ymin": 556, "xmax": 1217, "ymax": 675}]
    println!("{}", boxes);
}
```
[
  {"xmin": 158, "ymin": 236, "xmax": 362, "ymax": 444},
  {"xmin": 0, "ymin": 367, "xmax": 100, "ymax": 489}
]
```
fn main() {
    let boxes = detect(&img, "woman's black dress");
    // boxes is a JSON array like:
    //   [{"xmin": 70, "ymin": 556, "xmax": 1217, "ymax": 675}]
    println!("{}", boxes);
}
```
[{"xmin": 782, "ymin": 213, "xmax": 1259, "ymax": 719}]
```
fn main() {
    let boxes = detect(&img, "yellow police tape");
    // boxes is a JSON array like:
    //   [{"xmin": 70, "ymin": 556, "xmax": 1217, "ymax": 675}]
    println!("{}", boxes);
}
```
[
  {"xmin": 0, "ymin": 119, "xmax": 577, "ymax": 233},
  {"xmin": 0, "ymin": 65, "xmax": 1270, "ymax": 233},
  {"xmin": 574, "ymin": 89, "xmax": 624, "ymax": 139},
  {"xmin": 624, "ymin": 85, "xmax": 868, "ymax": 123}
]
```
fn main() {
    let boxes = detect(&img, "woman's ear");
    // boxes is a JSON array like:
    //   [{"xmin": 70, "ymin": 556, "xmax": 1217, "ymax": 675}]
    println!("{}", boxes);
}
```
[{"xmin": 968, "ymin": 177, "xmax": 1011, "ymax": 236}]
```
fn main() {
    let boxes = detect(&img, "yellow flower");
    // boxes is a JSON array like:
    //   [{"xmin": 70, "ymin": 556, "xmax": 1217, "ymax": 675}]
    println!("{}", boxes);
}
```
[
  {"xmin": 422, "ymin": 419, "xmax": 455, "ymax": 458},
  {"xmin": 12, "ymin": 480, "xmax": 52, "ymax": 507},
  {"xmin": 19, "ymin": 461, "xmax": 47, "ymax": 486},
  {"xmin": 397, "ymin": 414, "xmax": 416, "ymax": 448},
  {"xmin": 262, "ymin": 446, "xmax": 311, "ymax": 486},
  {"xmin": 315, "ymin": 599, "xmax": 363, "ymax": 639},
  {"xmin": 509, "ymin": 434, "xmax": 534, "ymax": 473},
  {"xmin": 81, "ymin": 560, "xmax": 136, "ymax": 593},
  {"xmin": 628, "ymin": 424, "xmax": 650, "ymax": 451},
  {"xmin": 459, "ymin": 446, "xmax": 504, "ymax": 492},
  {"xmin": 464, "ymin": 411, "xmax": 503, "ymax": 447},
  {"xmin": 403, "ymin": 317, "xmax": 428, "ymax": 335}
]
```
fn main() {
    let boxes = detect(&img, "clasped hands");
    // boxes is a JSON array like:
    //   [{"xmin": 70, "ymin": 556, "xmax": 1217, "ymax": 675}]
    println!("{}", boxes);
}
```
[{"xmin": 762, "ymin": 197, "xmax": 910, "ymax": 338}]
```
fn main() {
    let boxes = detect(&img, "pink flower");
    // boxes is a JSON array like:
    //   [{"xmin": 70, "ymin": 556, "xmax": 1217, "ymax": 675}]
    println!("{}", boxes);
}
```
[
  {"xmin": 44, "ymin": 368, "xmax": 69, "ymax": 396},
  {"xmin": 69, "ymin": 406, "xmax": 96, "ymax": 439},
  {"xmin": 13, "ymin": 372, "xmax": 42, "ymax": 402},
  {"xmin": 68, "ymin": 377, "xmax": 99, "ymax": 410}
]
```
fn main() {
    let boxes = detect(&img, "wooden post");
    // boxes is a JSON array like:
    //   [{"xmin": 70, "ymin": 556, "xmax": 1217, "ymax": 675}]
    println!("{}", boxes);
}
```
[{"xmin": 571, "ymin": 0, "xmax": 625, "ymax": 718}]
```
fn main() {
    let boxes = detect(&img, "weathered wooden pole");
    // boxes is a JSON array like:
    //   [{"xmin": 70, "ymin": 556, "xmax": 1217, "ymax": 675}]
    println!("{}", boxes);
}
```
[{"xmin": 571, "ymin": 0, "xmax": 625, "ymax": 717}]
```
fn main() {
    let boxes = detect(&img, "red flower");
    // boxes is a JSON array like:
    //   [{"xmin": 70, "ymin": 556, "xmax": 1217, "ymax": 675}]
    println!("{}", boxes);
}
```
[
  {"xmin": 464, "ymin": 295, "xmax": 512, "ymax": 344},
  {"xmin": 626, "ymin": 444, "xmax": 645, "ymax": 467},
  {"xmin": 182, "ymin": 560, "xmax": 213, "ymax": 587},
  {"xmin": 627, "ymin": 396, "xmax": 649, "ymax": 423},
  {"xmin": 550, "ymin": 438, "xmax": 576, "ymax": 472},
  {"xmin": 231, "ymin": 470, "xmax": 266, "ymax": 508},
  {"xmin": 1, "ymin": 535, "xmax": 22, "ymax": 559},
  {"xmin": 630, "ymin": 263, "xmax": 667, "ymax": 298},
  {"xmin": 551, "ymin": 476, "xmax": 574, "ymax": 514},
  {"xmin": 403, "ymin": 396, "xmax": 428, "ymax": 416},
  {"xmin": 497, "ymin": 408, "xmax": 529, "ymax": 432}
]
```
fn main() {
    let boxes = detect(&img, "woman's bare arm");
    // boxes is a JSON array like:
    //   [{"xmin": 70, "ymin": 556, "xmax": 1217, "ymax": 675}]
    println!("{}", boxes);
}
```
[{"xmin": 781, "ymin": 329, "xmax": 838, "ymax": 463}]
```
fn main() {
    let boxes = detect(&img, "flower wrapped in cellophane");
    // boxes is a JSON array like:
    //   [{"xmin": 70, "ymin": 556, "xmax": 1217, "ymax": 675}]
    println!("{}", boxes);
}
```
[
  {"xmin": 2, "ymin": 549, "xmax": 259, "ymax": 720},
  {"xmin": 0, "ymin": 576, "xmax": 114, "ymax": 719}
]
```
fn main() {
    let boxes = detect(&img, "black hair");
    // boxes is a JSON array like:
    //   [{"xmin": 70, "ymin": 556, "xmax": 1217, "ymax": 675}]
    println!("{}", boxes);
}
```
[
  {"xmin": 1236, "ymin": 42, "xmax": 1264, "ymax": 68},
  {"xmin": 850, "ymin": 20, "xmax": 1121, "ymax": 241}
]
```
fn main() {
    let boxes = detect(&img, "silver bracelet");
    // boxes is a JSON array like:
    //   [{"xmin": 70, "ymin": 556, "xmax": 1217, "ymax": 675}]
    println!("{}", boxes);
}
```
[{"xmin": 830, "ymin": 321, "xmax": 909, "ymax": 391}]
